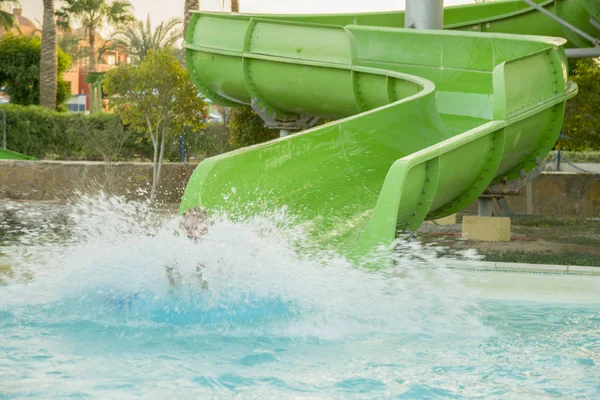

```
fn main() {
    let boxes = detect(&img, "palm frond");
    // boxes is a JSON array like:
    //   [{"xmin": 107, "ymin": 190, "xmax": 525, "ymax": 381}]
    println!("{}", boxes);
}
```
[
  {"xmin": 107, "ymin": 15, "xmax": 182, "ymax": 64},
  {"xmin": 0, "ymin": 10, "xmax": 15, "ymax": 30},
  {"xmin": 0, "ymin": 0, "xmax": 21, "ymax": 9},
  {"xmin": 105, "ymin": 0, "xmax": 134, "ymax": 26},
  {"xmin": 0, "ymin": 0, "xmax": 21, "ymax": 30}
]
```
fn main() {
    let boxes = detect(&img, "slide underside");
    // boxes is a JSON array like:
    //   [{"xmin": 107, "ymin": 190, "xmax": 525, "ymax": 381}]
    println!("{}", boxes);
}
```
[{"xmin": 180, "ymin": 0, "xmax": 590, "ymax": 259}]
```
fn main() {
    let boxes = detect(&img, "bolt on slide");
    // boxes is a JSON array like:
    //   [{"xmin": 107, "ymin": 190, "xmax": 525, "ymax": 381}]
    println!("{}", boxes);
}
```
[{"xmin": 180, "ymin": 0, "xmax": 598, "ymax": 260}]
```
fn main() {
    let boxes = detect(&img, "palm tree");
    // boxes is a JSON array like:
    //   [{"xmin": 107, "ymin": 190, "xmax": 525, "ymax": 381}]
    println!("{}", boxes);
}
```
[
  {"xmin": 216, "ymin": 0, "xmax": 239, "ymax": 14},
  {"xmin": 40, "ymin": 0, "xmax": 57, "ymax": 109},
  {"xmin": 0, "ymin": 0, "xmax": 20, "ymax": 30},
  {"xmin": 56, "ymin": 0, "xmax": 134, "ymax": 72},
  {"xmin": 183, "ymin": 0, "xmax": 199, "ymax": 40},
  {"xmin": 104, "ymin": 15, "xmax": 182, "ymax": 65}
]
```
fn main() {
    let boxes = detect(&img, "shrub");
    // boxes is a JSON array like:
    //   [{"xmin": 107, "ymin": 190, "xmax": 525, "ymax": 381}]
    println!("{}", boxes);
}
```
[
  {"xmin": 560, "ymin": 59, "xmax": 600, "ymax": 151},
  {"xmin": 0, "ymin": 35, "xmax": 72, "ymax": 109},
  {"xmin": 74, "ymin": 113, "xmax": 134, "ymax": 161},
  {"xmin": 0, "ymin": 104, "xmax": 210, "ymax": 161},
  {"xmin": 2, "ymin": 104, "xmax": 63, "ymax": 158},
  {"xmin": 227, "ymin": 105, "xmax": 328, "ymax": 149},
  {"xmin": 228, "ymin": 106, "xmax": 278, "ymax": 148},
  {"xmin": 198, "ymin": 122, "xmax": 231, "ymax": 158},
  {"xmin": 0, "ymin": 104, "xmax": 131, "ymax": 160}
]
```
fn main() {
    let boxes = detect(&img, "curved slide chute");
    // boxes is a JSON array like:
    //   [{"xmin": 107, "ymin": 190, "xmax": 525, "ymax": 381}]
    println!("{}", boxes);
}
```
[{"xmin": 180, "ymin": 2, "xmax": 585, "ymax": 258}]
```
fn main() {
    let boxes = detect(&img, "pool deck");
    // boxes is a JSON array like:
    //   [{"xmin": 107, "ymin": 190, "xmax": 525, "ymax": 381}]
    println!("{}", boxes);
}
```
[{"xmin": 447, "ymin": 260, "xmax": 600, "ymax": 275}]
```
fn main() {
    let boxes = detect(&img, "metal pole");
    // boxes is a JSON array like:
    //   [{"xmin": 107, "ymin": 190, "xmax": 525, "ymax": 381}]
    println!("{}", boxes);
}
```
[
  {"xmin": 557, "ymin": 148, "xmax": 561, "ymax": 171},
  {"xmin": 179, "ymin": 131, "xmax": 185, "ymax": 162},
  {"xmin": 2, "ymin": 109, "xmax": 6, "ymax": 150},
  {"xmin": 97, "ymin": 83, "xmax": 102, "ymax": 113},
  {"xmin": 90, "ymin": 88, "xmax": 95, "ymax": 114},
  {"xmin": 522, "ymin": 0, "xmax": 599, "ymax": 47},
  {"xmin": 478, "ymin": 197, "xmax": 493, "ymax": 217},
  {"xmin": 405, "ymin": 0, "xmax": 444, "ymax": 30},
  {"xmin": 526, "ymin": 181, "xmax": 533, "ymax": 214},
  {"xmin": 591, "ymin": 16, "xmax": 600, "ymax": 32},
  {"xmin": 565, "ymin": 48, "xmax": 600, "ymax": 59}
]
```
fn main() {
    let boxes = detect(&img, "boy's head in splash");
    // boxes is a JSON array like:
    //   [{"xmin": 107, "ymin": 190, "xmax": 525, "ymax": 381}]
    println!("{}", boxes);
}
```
[{"xmin": 182, "ymin": 208, "xmax": 210, "ymax": 242}]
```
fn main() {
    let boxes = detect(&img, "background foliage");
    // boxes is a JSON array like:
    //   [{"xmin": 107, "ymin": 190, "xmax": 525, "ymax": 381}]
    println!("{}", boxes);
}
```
[
  {"xmin": 559, "ymin": 58, "xmax": 600, "ymax": 151},
  {"xmin": 2, "ymin": 59, "xmax": 599, "ymax": 162},
  {"xmin": 1, "ymin": 104, "xmax": 234, "ymax": 162},
  {"xmin": 102, "ymin": 15, "xmax": 182, "ymax": 65},
  {"xmin": 103, "ymin": 49, "xmax": 207, "ymax": 200},
  {"xmin": 0, "ymin": 35, "xmax": 71, "ymax": 109},
  {"xmin": 103, "ymin": 49, "xmax": 206, "ymax": 140},
  {"xmin": 228, "ymin": 105, "xmax": 279, "ymax": 148},
  {"xmin": 1, "ymin": 104, "xmax": 128, "ymax": 159}
]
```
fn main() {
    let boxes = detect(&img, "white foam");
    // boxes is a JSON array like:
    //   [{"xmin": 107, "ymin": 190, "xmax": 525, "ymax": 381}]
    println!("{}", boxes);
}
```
[{"xmin": 1, "ymin": 194, "xmax": 491, "ymax": 339}]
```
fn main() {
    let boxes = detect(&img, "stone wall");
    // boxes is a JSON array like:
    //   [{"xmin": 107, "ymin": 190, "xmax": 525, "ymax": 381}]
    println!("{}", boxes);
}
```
[
  {"xmin": 464, "ymin": 172, "xmax": 600, "ymax": 217},
  {"xmin": 0, "ymin": 160, "xmax": 199, "ymax": 203},
  {"xmin": 1, "ymin": 161, "xmax": 599, "ymax": 216},
  {"xmin": 503, "ymin": 172, "xmax": 600, "ymax": 216}
]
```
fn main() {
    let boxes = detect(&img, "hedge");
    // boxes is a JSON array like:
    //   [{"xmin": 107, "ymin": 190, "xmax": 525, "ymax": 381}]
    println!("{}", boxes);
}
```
[
  {"xmin": 0, "ymin": 104, "xmax": 131, "ymax": 160},
  {"xmin": 0, "ymin": 104, "xmax": 211, "ymax": 161}
]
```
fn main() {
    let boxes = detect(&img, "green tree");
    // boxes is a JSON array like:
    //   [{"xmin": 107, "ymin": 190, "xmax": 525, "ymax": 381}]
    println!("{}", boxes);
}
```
[
  {"xmin": 0, "ymin": 35, "xmax": 71, "ymax": 107},
  {"xmin": 228, "ymin": 106, "xmax": 278, "ymax": 148},
  {"xmin": 56, "ymin": 0, "xmax": 134, "ymax": 72},
  {"xmin": 40, "ymin": 0, "xmax": 57, "ymax": 109},
  {"xmin": 561, "ymin": 58, "xmax": 600, "ymax": 151},
  {"xmin": 103, "ymin": 15, "xmax": 182, "ymax": 65},
  {"xmin": 103, "ymin": 48, "xmax": 207, "ymax": 201},
  {"xmin": 0, "ymin": 0, "xmax": 19, "ymax": 30}
]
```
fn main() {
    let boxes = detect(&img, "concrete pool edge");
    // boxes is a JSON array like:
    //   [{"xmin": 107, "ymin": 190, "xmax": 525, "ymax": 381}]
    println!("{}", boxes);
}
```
[{"xmin": 446, "ymin": 260, "xmax": 600, "ymax": 275}]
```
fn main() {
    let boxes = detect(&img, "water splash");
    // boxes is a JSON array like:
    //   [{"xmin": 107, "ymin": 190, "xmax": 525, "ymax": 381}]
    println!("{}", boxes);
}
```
[
  {"xmin": 2, "ymin": 195, "xmax": 599, "ymax": 399},
  {"xmin": 1, "ymin": 194, "xmax": 488, "ymax": 339}
]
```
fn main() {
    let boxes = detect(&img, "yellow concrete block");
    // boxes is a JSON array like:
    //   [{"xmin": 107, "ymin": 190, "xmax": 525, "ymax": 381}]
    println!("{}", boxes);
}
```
[
  {"xmin": 433, "ymin": 214, "xmax": 457, "ymax": 225},
  {"xmin": 462, "ymin": 216, "xmax": 511, "ymax": 242}
]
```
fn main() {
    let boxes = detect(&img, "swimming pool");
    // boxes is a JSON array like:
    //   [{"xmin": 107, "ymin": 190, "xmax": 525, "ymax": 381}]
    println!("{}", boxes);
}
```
[{"xmin": 1, "ymin": 198, "xmax": 599, "ymax": 399}]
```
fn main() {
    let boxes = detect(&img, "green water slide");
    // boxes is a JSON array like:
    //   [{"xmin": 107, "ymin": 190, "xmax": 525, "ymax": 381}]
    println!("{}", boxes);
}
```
[
  {"xmin": 180, "ymin": 0, "xmax": 594, "ymax": 259},
  {"xmin": 232, "ymin": 0, "xmax": 600, "ymax": 49}
]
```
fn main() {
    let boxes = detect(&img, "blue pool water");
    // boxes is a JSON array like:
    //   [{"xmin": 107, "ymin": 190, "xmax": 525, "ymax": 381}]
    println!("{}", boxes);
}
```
[{"xmin": 1, "ymin": 197, "xmax": 599, "ymax": 399}]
